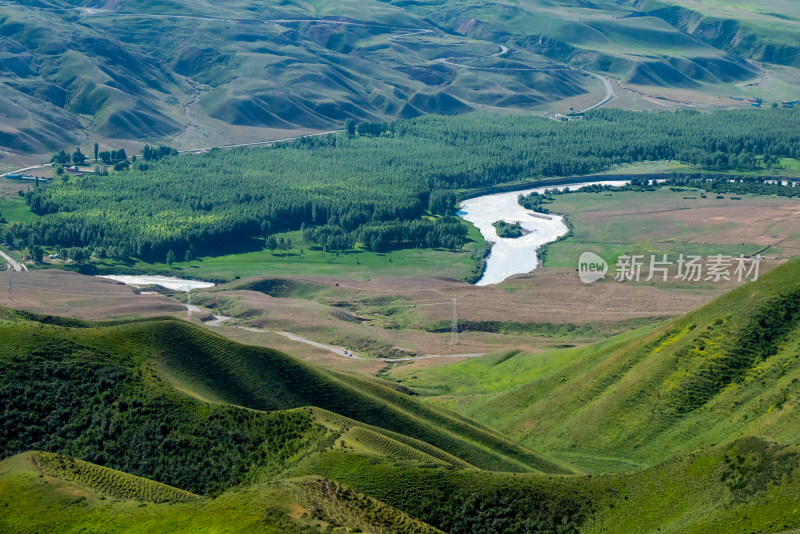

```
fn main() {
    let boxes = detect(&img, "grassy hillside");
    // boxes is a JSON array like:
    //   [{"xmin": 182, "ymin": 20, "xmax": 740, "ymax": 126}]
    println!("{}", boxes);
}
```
[
  {"xmin": 123, "ymin": 317, "xmax": 571, "ymax": 473},
  {"xmin": 33, "ymin": 451, "xmax": 198, "ymax": 503},
  {"xmin": 0, "ymin": 306, "xmax": 570, "ymax": 487},
  {"xmin": 391, "ymin": 257, "xmax": 800, "ymax": 471},
  {"xmin": 6, "ymin": 259, "xmax": 800, "ymax": 530},
  {"xmin": 0, "ymin": 452, "xmax": 442, "ymax": 533},
  {"xmin": 302, "ymin": 437, "xmax": 800, "ymax": 533},
  {"xmin": 0, "ymin": 0, "xmax": 593, "ymax": 164},
  {"xmin": 7, "ymin": 438, "xmax": 799, "ymax": 533},
  {"xmin": 645, "ymin": 0, "xmax": 800, "ymax": 67}
]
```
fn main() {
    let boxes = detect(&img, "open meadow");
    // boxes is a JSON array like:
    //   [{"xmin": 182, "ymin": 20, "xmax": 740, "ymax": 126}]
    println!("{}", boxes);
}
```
[{"xmin": 542, "ymin": 187, "xmax": 800, "ymax": 276}]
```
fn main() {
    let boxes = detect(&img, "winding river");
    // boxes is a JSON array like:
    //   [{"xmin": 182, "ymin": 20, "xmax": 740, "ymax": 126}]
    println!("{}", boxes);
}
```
[
  {"xmin": 96, "ymin": 180, "xmax": 626, "ymax": 290},
  {"xmin": 458, "ymin": 180, "xmax": 625, "ymax": 286}
]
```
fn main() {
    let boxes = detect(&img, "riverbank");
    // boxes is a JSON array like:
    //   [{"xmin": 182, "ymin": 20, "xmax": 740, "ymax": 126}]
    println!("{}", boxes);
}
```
[{"xmin": 458, "ymin": 181, "xmax": 625, "ymax": 285}]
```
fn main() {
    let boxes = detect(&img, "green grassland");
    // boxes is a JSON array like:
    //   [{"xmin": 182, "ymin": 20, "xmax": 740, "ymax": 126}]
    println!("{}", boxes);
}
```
[
  {"xmin": 389, "ymin": 257, "xmax": 800, "ymax": 473},
  {"xmin": 0, "ymin": 196, "xmax": 39, "ymax": 224},
  {"xmin": 0, "ymin": 452, "xmax": 442, "ymax": 534},
  {"xmin": 73, "ymin": 225, "xmax": 484, "ymax": 282}
]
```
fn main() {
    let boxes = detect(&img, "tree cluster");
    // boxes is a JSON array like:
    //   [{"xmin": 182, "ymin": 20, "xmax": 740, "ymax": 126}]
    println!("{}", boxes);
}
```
[{"xmin": 16, "ymin": 109, "xmax": 800, "ymax": 261}]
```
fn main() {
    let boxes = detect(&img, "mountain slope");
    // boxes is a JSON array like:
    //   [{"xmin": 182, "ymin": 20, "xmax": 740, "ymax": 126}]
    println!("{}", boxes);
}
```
[
  {"xmin": 301, "ymin": 437, "xmax": 800, "ymax": 533},
  {"xmin": 0, "ymin": 307, "xmax": 571, "ymax": 484},
  {"xmin": 5, "ymin": 0, "xmax": 799, "ymax": 165},
  {"xmin": 0, "ymin": 452, "xmax": 443, "ymax": 533},
  {"xmin": 392, "ymin": 257, "xmax": 800, "ymax": 471}
]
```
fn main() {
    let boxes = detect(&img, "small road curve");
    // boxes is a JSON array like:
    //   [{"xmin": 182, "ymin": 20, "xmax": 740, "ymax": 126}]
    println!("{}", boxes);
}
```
[
  {"xmin": 275, "ymin": 330, "xmax": 486, "ymax": 362},
  {"xmin": 580, "ymin": 73, "xmax": 615, "ymax": 113},
  {"xmin": 435, "ymin": 55, "xmax": 568, "ymax": 72},
  {"xmin": 388, "ymin": 28, "xmax": 434, "ymax": 41},
  {"xmin": 277, "ymin": 331, "xmax": 357, "ymax": 358},
  {"xmin": 184, "ymin": 307, "xmax": 486, "ymax": 361},
  {"xmin": 492, "ymin": 45, "xmax": 509, "ymax": 58},
  {"xmin": 0, "ymin": 249, "xmax": 26, "ymax": 272},
  {"xmin": 206, "ymin": 315, "xmax": 231, "ymax": 326},
  {"xmin": 183, "ymin": 304, "xmax": 229, "ymax": 325}
]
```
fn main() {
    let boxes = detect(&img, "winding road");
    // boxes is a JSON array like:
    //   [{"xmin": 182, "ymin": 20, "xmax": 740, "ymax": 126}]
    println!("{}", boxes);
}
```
[
  {"xmin": 275, "ymin": 331, "xmax": 485, "ymax": 362},
  {"xmin": 581, "ymin": 73, "xmax": 615, "ymax": 112},
  {"xmin": 194, "ymin": 313, "xmax": 486, "ymax": 362},
  {"xmin": 0, "ymin": 249, "xmax": 26, "ymax": 272}
]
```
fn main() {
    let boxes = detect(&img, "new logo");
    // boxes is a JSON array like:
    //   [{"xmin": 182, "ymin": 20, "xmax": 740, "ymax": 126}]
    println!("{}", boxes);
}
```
[{"xmin": 578, "ymin": 252, "xmax": 607, "ymax": 284}]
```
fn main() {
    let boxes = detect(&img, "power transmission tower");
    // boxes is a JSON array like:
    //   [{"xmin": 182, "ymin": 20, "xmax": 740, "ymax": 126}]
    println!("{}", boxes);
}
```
[
  {"xmin": 451, "ymin": 296, "xmax": 458, "ymax": 344},
  {"xmin": 8, "ymin": 279, "xmax": 12, "ymax": 302},
  {"xmin": 186, "ymin": 290, "xmax": 192, "ymax": 318}
]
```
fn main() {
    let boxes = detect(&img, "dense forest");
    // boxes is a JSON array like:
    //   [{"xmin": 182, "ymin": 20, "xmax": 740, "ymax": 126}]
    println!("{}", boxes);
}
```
[{"xmin": 4, "ymin": 109, "xmax": 800, "ymax": 261}]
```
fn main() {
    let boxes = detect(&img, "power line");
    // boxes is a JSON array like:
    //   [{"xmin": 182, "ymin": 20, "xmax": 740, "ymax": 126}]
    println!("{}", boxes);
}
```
[{"xmin": 451, "ymin": 295, "xmax": 458, "ymax": 344}]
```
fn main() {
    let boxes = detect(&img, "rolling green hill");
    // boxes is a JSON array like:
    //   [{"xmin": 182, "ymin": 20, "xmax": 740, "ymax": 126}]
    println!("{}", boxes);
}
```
[
  {"xmin": 3, "ymin": 0, "xmax": 798, "ymax": 165},
  {"xmin": 391, "ymin": 257, "xmax": 800, "ymax": 472},
  {"xmin": 0, "ymin": 452, "xmax": 443, "ymax": 533},
  {"xmin": 0, "ymin": 306, "xmax": 570, "ymax": 485},
  {"xmin": 302, "ymin": 437, "xmax": 800, "ymax": 533},
  {"xmin": 6, "ymin": 257, "xmax": 800, "ymax": 530}
]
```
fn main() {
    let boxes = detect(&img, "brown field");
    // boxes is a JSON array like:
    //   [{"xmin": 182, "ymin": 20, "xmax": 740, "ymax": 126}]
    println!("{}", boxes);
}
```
[
  {"xmin": 179, "ymin": 266, "xmax": 730, "ymax": 367},
  {"xmin": 0, "ymin": 266, "xmax": 728, "ymax": 374},
  {"xmin": 0, "ymin": 270, "xmax": 185, "ymax": 320},
  {"xmin": 591, "ymin": 201, "xmax": 800, "ymax": 253},
  {"xmin": 0, "ymin": 178, "xmax": 25, "ymax": 200}
]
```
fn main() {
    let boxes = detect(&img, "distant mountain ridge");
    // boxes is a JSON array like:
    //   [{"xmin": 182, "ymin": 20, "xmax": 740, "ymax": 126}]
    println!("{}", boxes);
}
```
[{"xmin": 1, "ymin": 0, "xmax": 794, "ymax": 164}]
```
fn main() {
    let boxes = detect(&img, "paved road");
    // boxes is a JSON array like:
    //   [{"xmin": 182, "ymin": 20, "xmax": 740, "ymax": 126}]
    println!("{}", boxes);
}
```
[
  {"xmin": 0, "ymin": 249, "xmax": 25, "ymax": 272},
  {"xmin": 581, "ymin": 74, "xmax": 615, "ymax": 112}
]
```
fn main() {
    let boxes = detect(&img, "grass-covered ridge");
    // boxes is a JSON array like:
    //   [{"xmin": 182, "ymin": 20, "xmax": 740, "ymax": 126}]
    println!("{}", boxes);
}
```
[
  {"xmin": 6, "ymin": 257, "xmax": 800, "ymax": 530},
  {"xmin": 392, "ymin": 257, "xmax": 800, "ymax": 471},
  {"xmin": 300, "ymin": 437, "xmax": 800, "ymax": 533},
  {"xmin": 33, "ymin": 451, "xmax": 197, "ymax": 503},
  {"xmin": 0, "ymin": 452, "xmax": 443, "ymax": 534},
  {"xmin": 5, "ymin": 0, "xmax": 796, "ymax": 163},
  {"xmin": 0, "ymin": 307, "xmax": 570, "ymax": 492}
]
